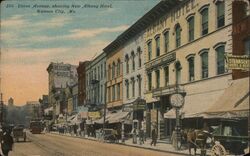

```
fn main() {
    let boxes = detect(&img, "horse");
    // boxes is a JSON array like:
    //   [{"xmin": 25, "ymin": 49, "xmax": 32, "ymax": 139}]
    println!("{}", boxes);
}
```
[{"xmin": 183, "ymin": 129, "xmax": 213, "ymax": 156}]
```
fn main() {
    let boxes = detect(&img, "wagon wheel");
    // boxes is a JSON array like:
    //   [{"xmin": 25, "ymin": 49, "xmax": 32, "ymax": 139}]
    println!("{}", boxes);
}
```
[{"xmin": 211, "ymin": 143, "xmax": 226, "ymax": 156}]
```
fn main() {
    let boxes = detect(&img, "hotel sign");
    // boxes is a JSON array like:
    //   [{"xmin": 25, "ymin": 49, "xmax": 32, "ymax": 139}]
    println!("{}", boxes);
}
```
[
  {"xmin": 146, "ymin": 52, "xmax": 176, "ymax": 70},
  {"xmin": 225, "ymin": 54, "xmax": 250, "ymax": 71}
]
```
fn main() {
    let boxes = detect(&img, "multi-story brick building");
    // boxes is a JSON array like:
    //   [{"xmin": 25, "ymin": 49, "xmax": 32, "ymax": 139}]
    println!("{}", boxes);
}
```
[
  {"xmin": 77, "ymin": 61, "xmax": 89, "ymax": 106},
  {"xmin": 47, "ymin": 62, "xmax": 77, "ymax": 118}
]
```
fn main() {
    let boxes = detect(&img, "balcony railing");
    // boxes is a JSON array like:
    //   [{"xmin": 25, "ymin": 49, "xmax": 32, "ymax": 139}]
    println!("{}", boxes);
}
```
[{"xmin": 152, "ymin": 84, "xmax": 186, "ymax": 97}]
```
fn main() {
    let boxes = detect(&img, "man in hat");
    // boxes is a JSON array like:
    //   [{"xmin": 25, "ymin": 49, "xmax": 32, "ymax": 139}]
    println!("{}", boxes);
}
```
[{"xmin": 151, "ymin": 125, "xmax": 157, "ymax": 146}]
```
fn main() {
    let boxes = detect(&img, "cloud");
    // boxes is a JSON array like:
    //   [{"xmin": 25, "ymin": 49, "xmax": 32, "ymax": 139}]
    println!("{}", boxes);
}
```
[
  {"xmin": 1, "ymin": 15, "xmax": 27, "ymax": 27},
  {"xmin": 1, "ymin": 39, "xmax": 109, "ymax": 65},
  {"xmin": 65, "ymin": 25, "xmax": 129, "ymax": 39},
  {"xmin": 6, "ymin": 25, "xmax": 129, "ymax": 45},
  {"xmin": 32, "ymin": 16, "xmax": 72, "ymax": 28}
]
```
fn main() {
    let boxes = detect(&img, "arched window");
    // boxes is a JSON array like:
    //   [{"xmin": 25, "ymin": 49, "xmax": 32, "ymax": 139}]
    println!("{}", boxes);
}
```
[
  {"xmin": 201, "ymin": 8, "xmax": 209, "ymax": 35},
  {"xmin": 112, "ymin": 62, "xmax": 115, "ymax": 79},
  {"xmin": 175, "ymin": 24, "xmax": 181, "ymax": 48},
  {"xmin": 216, "ymin": 1, "xmax": 225, "ymax": 28},
  {"xmin": 108, "ymin": 64, "xmax": 111, "ymax": 80},
  {"xmin": 131, "ymin": 51, "xmax": 135, "ymax": 71},
  {"xmin": 125, "ymin": 79, "xmax": 129, "ymax": 99},
  {"xmin": 131, "ymin": 77, "xmax": 135, "ymax": 97},
  {"xmin": 137, "ymin": 47, "xmax": 142, "ymax": 68},
  {"xmin": 164, "ymin": 31, "xmax": 169, "ymax": 52},
  {"xmin": 200, "ymin": 52, "xmax": 208, "ymax": 78},
  {"xmin": 147, "ymin": 41, "xmax": 152, "ymax": 61},
  {"xmin": 125, "ymin": 54, "xmax": 129, "ymax": 74},
  {"xmin": 155, "ymin": 70, "xmax": 160, "ymax": 89},
  {"xmin": 175, "ymin": 61, "xmax": 182, "ymax": 84},
  {"xmin": 187, "ymin": 16, "xmax": 195, "ymax": 42},
  {"xmin": 155, "ymin": 36, "xmax": 160, "ymax": 57},
  {"xmin": 188, "ymin": 57, "xmax": 195, "ymax": 81},
  {"xmin": 147, "ymin": 72, "xmax": 152, "ymax": 91},
  {"xmin": 216, "ymin": 45, "xmax": 225, "ymax": 75},
  {"xmin": 117, "ymin": 59, "xmax": 120, "ymax": 76}
]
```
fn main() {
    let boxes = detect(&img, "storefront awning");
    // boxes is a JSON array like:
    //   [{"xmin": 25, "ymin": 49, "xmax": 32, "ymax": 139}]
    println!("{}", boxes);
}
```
[
  {"xmin": 94, "ymin": 110, "xmax": 131, "ymax": 124},
  {"xmin": 44, "ymin": 106, "xmax": 53, "ymax": 115},
  {"xmin": 199, "ymin": 77, "xmax": 249, "ymax": 118},
  {"xmin": 164, "ymin": 88, "xmax": 225, "ymax": 119}
]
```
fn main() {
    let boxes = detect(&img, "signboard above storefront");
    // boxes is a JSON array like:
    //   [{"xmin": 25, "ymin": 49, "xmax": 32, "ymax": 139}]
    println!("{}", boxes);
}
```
[
  {"xmin": 88, "ymin": 111, "xmax": 100, "ymax": 119},
  {"xmin": 225, "ymin": 54, "xmax": 250, "ymax": 71}
]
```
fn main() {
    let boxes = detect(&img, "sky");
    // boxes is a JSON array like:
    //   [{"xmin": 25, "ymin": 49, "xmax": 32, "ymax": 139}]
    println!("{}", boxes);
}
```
[{"xmin": 0, "ymin": 0, "xmax": 160, "ymax": 106}]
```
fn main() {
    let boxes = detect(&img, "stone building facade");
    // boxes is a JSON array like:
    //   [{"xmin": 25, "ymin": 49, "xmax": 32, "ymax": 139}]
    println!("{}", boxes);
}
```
[
  {"xmin": 143, "ymin": 0, "xmax": 234, "ymax": 139},
  {"xmin": 47, "ymin": 62, "xmax": 77, "ymax": 118}
]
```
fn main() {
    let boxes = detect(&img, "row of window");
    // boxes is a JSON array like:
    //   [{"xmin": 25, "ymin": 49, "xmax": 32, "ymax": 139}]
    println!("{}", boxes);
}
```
[
  {"xmin": 87, "ymin": 62, "xmax": 106, "ymax": 85},
  {"xmin": 107, "ymin": 83, "xmax": 121, "ymax": 102},
  {"xmin": 125, "ymin": 75, "xmax": 142, "ymax": 99},
  {"xmin": 125, "ymin": 46, "xmax": 142, "ymax": 74},
  {"xmin": 86, "ymin": 84, "xmax": 105, "ymax": 104},
  {"xmin": 108, "ymin": 59, "xmax": 121, "ymax": 80},
  {"xmin": 147, "ymin": 45, "xmax": 226, "ymax": 91},
  {"xmin": 147, "ymin": 1, "xmax": 225, "ymax": 61}
]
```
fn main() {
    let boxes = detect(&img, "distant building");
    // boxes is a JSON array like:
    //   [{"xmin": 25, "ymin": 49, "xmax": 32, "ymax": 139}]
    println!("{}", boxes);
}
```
[
  {"xmin": 8, "ymin": 97, "xmax": 14, "ymax": 107},
  {"xmin": 77, "ymin": 61, "xmax": 90, "ymax": 106},
  {"xmin": 39, "ymin": 95, "xmax": 48, "ymax": 117},
  {"xmin": 47, "ymin": 62, "xmax": 77, "ymax": 119},
  {"xmin": 86, "ymin": 52, "xmax": 106, "ymax": 107},
  {"xmin": 26, "ymin": 101, "xmax": 41, "ymax": 119}
]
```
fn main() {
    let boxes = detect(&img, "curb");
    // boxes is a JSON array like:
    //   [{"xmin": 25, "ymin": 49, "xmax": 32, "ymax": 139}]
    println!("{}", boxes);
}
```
[{"xmin": 48, "ymin": 132, "xmax": 188, "ymax": 156}]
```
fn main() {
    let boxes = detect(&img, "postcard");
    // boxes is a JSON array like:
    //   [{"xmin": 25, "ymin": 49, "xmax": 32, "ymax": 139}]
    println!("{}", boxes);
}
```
[{"xmin": 0, "ymin": 0, "xmax": 249, "ymax": 156}]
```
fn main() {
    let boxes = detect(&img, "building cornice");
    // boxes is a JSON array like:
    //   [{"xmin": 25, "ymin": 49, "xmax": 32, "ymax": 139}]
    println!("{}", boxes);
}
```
[{"xmin": 103, "ymin": 0, "xmax": 183, "ymax": 54}]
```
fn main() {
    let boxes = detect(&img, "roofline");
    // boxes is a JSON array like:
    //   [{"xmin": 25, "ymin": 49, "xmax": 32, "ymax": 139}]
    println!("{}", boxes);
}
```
[{"xmin": 103, "ymin": 0, "xmax": 183, "ymax": 54}]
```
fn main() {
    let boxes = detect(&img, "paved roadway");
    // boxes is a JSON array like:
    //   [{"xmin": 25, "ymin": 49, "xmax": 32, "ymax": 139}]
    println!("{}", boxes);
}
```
[{"xmin": 8, "ymin": 132, "xmax": 183, "ymax": 156}]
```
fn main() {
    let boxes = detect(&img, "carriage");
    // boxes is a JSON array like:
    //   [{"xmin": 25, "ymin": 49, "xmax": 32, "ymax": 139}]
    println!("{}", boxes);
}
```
[
  {"xmin": 183, "ymin": 119, "xmax": 248, "ymax": 156},
  {"xmin": 101, "ymin": 128, "xmax": 119, "ymax": 143}
]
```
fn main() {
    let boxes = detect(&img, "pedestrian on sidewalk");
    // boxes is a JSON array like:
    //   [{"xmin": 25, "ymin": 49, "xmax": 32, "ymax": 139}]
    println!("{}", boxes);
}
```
[
  {"xmin": 141, "ymin": 119, "xmax": 146, "ymax": 142},
  {"xmin": 1, "ymin": 128, "xmax": 14, "ymax": 156},
  {"xmin": 150, "ymin": 126, "xmax": 157, "ymax": 146}
]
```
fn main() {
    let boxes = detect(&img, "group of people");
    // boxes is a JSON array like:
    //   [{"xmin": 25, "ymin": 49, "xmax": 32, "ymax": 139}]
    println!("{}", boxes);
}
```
[{"xmin": 0, "ymin": 127, "xmax": 14, "ymax": 156}]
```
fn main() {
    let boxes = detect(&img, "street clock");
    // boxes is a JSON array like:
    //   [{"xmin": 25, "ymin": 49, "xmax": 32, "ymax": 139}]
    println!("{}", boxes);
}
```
[{"xmin": 170, "ymin": 93, "xmax": 184, "ymax": 108}]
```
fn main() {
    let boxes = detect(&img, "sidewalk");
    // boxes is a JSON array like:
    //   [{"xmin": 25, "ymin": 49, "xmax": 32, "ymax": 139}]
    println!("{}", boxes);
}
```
[{"xmin": 49, "ymin": 132, "xmax": 206, "ymax": 155}]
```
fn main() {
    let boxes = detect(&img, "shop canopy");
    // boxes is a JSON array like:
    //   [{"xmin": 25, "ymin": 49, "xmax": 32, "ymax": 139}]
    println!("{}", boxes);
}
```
[
  {"xmin": 44, "ymin": 107, "xmax": 53, "ymax": 115},
  {"xmin": 94, "ymin": 110, "xmax": 132, "ymax": 124},
  {"xmin": 198, "ymin": 77, "xmax": 249, "ymax": 119},
  {"xmin": 164, "ymin": 88, "xmax": 225, "ymax": 119}
]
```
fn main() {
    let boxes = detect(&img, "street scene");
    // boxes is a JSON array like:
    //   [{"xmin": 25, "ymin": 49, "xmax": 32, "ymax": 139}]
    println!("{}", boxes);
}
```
[
  {"xmin": 0, "ymin": 0, "xmax": 250, "ymax": 156},
  {"xmin": 9, "ymin": 132, "xmax": 182, "ymax": 156}
]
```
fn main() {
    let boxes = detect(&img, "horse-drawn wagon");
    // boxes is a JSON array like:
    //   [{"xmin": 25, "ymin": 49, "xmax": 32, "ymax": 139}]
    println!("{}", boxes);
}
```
[{"xmin": 182, "ymin": 119, "xmax": 248, "ymax": 156}]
